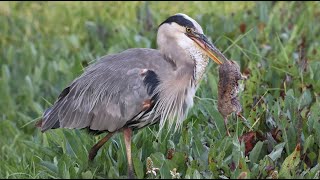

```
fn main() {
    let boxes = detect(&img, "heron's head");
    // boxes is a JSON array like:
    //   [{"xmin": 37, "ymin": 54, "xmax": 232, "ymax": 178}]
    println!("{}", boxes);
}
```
[{"xmin": 157, "ymin": 13, "xmax": 227, "ymax": 65}]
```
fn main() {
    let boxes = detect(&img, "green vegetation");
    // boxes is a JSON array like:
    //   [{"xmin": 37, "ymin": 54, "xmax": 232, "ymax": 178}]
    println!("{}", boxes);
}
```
[{"xmin": 0, "ymin": 1, "xmax": 319, "ymax": 179}]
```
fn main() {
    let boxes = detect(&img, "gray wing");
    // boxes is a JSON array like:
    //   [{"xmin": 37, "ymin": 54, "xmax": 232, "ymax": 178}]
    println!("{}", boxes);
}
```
[{"xmin": 41, "ymin": 48, "xmax": 173, "ymax": 132}]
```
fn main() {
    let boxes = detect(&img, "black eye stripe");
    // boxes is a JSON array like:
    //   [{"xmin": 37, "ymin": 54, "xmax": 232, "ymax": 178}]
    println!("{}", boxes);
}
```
[{"xmin": 159, "ymin": 14, "xmax": 195, "ymax": 29}]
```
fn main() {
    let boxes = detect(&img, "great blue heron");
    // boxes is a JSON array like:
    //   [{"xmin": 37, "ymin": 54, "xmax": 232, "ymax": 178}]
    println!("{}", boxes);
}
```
[{"xmin": 37, "ymin": 13, "xmax": 228, "ymax": 178}]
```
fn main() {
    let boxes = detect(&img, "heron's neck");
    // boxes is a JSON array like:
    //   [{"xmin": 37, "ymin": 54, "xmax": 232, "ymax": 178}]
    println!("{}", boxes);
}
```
[
  {"xmin": 187, "ymin": 47, "xmax": 210, "ymax": 85},
  {"xmin": 158, "ymin": 40, "xmax": 209, "ymax": 85}
]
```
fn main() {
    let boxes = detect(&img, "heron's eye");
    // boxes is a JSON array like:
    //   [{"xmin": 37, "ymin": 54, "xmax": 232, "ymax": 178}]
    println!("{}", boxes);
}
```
[{"xmin": 186, "ymin": 27, "xmax": 192, "ymax": 33}]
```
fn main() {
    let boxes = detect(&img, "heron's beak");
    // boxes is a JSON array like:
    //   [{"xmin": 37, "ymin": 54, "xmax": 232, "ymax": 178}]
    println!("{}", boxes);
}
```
[{"xmin": 187, "ymin": 32, "xmax": 227, "ymax": 65}]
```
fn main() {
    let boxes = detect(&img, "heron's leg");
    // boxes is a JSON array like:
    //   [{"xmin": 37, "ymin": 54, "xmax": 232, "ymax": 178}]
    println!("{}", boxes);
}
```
[
  {"xmin": 224, "ymin": 117, "xmax": 231, "ymax": 137},
  {"xmin": 123, "ymin": 127, "xmax": 135, "ymax": 179},
  {"xmin": 89, "ymin": 132, "xmax": 115, "ymax": 161}
]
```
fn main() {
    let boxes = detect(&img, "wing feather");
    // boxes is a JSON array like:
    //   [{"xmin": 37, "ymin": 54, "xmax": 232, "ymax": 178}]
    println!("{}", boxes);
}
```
[{"xmin": 41, "ymin": 48, "xmax": 172, "ymax": 132}]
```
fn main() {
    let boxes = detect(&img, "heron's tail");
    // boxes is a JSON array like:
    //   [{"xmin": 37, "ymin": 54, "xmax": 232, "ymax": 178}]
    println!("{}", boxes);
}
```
[
  {"xmin": 35, "ymin": 107, "xmax": 52, "ymax": 131},
  {"xmin": 35, "ymin": 107, "xmax": 60, "ymax": 132}
]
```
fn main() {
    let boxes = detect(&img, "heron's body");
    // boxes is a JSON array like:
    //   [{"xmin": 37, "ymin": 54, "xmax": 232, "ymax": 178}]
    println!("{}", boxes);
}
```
[
  {"xmin": 41, "ymin": 48, "xmax": 203, "ymax": 133},
  {"xmin": 38, "ymin": 13, "xmax": 228, "ymax": 178}
]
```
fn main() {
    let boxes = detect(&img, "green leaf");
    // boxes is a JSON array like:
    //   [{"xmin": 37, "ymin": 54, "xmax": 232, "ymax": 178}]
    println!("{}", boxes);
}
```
[
  {"xmin": 298, "ymin": 89, "xmax": 312, "ymax": 109},
  {"xmin": 279, "ymin": 144, "xmax": 301, "ymax": 178},
  {"xmin": 193, "ymin": 169, "xmax": 201, "ymax": 179},
  {"xmin": 249, "ymin": 141, "xmax": 264, "ymax": 163},
  {"xmin": 193, "ymin": 135, "xmax": 205, "ymax": 158},
  {"xmin": 81, "ymin": 171, "xmax": 93, "ymax": 179},
  {"xmin": 107, "ymin": 166, "xmax": 119, "ymax": 179},
  {"xmin": 171, "ymin": 152, "xmax": 187, "ymax": 174},
  {"xmin": 267, "ymin": 142, "xmax": 286, "ymax": 161},
  {"xmin": 303, "ymin": 135, "xmax": 314, "ymax": 154},
  {"xmin": 40, "ymin": 161, "xmax": 58, "ymax": 175},
  {"xmin": 185, "ymin": 167, "xmax": 193, "ymax": 179},
  {"xmin": 149, "ymin": 152, "xmax": 165, "ymax": 168},
  {"xmin": 161, "ymin": 160, "xmax": 178, "ymax": 179},
  {"xmin": 309, "ymin": 164, "xmax": 320, "ymax": 179},
  {"xmin": 57, "ymin": 155, "xmax": 73, "ymax": 179},
  {"xmin": 232, "ymin": 136, "xmax": 245, "ymax": 167},
  {"xmin": 132, "ymin": 157, "xmax": 144, "ymax": 179}
]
